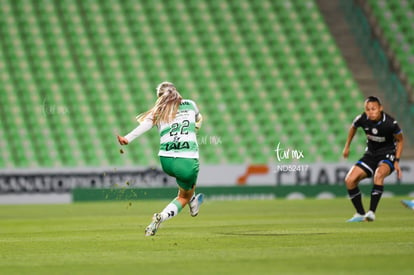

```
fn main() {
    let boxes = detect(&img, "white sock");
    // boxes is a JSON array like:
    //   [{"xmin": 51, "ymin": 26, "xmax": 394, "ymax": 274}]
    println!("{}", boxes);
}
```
[{"xmin": 160, "ymin": 198, "xmax": 183, "ymax": 222}]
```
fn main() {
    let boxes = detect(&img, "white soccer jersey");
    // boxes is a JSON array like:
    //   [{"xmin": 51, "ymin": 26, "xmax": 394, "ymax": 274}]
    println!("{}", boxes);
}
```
[
  {"xmin": 157, "ymin": 99, "xmax": 200, "ymax": 159},
  {"xmin": 124, "ymin": 99, "xmax": 201, "ymax": 159}
]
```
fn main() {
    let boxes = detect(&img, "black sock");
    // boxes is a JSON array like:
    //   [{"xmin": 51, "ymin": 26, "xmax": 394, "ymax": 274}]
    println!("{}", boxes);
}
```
[
  {"xmin": 369, "ymin": 184, "xmax": 384, "ymax": 212},
  {"xmin": 348, "ymin": 187, "xmax": 365, "ymax": 215}
]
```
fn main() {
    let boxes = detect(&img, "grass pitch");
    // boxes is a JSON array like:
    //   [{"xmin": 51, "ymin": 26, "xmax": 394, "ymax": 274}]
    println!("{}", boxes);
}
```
[{"xmin": 1, "ymin": 197, "xmax": 413, "ymax": 274}]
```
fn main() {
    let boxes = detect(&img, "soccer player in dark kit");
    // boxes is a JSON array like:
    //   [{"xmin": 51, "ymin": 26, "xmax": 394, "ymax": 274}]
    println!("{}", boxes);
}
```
[{"xmin": 342, "ymin": 96, "xmax": 404, "ymax": 222}]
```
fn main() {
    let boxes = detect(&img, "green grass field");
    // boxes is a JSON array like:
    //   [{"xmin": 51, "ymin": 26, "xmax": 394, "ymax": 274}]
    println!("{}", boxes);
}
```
[{"xmin": 1, "ymin": 197, "xmax": 414, "ymax": 274}]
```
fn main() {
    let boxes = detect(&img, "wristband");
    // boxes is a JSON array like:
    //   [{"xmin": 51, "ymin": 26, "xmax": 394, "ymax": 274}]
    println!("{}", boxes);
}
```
[{"xmin": 395, "ymin": 158, "xmax": 400, "ymax": 162}]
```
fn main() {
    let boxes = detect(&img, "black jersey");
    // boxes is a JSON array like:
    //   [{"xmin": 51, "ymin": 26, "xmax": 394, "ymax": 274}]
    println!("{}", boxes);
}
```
[{"xmin": 352, "ymin": 112, "xmax": 402, "ymax": 153}]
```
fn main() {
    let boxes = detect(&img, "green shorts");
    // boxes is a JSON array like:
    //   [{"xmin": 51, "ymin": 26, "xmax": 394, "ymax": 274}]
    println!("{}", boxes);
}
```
[{"xmin": 160, "ymin": 156, "xmax": 199, "ymax": 190}]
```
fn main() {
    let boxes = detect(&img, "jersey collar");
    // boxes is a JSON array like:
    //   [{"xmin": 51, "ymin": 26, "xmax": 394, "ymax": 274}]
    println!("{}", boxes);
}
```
[{"xmin": 375, "ymin": 112, "xmax": 385, "ymax": 125}]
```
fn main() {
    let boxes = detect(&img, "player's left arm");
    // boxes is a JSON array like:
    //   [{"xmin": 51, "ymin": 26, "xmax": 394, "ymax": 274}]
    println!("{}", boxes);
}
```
[
  {"xmin": 195, "ymin": 113, "xmax": 203, "ymax": 130},
  {"xmin": 394, "ymin": 132, "xmax": 404, "ymax": 179},
  {"xmin": 189, "ymin": 99, "xmax": 202, "ymax": 130}
]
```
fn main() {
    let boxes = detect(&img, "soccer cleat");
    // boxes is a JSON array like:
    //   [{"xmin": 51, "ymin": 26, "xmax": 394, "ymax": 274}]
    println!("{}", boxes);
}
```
[
  {"xmin": 189, "ymin": 193, "xmax": 204, "ymax": 217},
  {"xmin": 401, "ymin": 200, "xmax": 414, "ymax": 210},
  {"xmin": 364, "ymin": 210, "xmax": 375, "ymax": 222},
  {"xmin": 347, "ymin": 213, "xmax": 365, "ymax": 222},
  {"xmin": 145, "ymin": 213, "xmax": 162, "ymax": 236}
]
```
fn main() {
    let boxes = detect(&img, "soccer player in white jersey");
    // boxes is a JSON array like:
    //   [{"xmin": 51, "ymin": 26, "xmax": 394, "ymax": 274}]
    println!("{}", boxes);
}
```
[{"xmin": 117, "ymin": 82, "xmax": 204, "ymax": 236}]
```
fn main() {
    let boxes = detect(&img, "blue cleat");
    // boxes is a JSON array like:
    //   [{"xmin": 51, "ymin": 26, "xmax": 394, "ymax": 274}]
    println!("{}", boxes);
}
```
[
  {"xmin": 401, "ymin": 200, "xmax": 414, "ymax": 210},
  {"xmin": 347, "ymin": 213, "xmax": 365, "ymax": 222}
]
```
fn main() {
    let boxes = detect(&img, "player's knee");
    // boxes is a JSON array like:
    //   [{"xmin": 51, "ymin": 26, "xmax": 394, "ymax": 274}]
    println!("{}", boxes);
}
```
[
  {"xmin": 374, "ymin": 165, "xmax": 391, "ymax": 182},
  {"xmin": 344, "ymin": 174, "xmax": 357, "ymax": 189},
  {"xmin": 373, "ymin": 170, "xmax": 387, "ymax": 183}
]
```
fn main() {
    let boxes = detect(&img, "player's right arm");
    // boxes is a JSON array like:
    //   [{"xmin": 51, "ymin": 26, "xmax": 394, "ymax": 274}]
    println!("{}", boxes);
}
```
[
  {"xmin": 342, "ymin": 125, "xmax": 358, "ymax": 159},
  {"xmin": 343, "ymin": 114, "xmax": 362, "ymax": 159},
  {"xmin": 117, "ymin": 115, "xmax": 154, "ymax": 145}
]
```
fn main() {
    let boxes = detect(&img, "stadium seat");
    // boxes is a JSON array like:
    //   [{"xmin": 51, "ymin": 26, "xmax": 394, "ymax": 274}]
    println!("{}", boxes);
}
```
[
  {"xmin": 0, "ymin": 0, "xmax": 369, "ymax": 167},
  {"xmin": 368, "ymin": 0, "xmax": 414, "ymax": 88}
]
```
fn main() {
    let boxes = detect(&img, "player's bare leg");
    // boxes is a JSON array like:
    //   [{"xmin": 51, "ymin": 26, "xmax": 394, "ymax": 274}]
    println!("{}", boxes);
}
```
[
  {"xmin": 345, "ymin": 165, "xmax": 367, "ymax": 190},
  {"xmin": 176, "ymin": 186, "xmax": 204, "ymax": 217},
  {"xmin": 373, "ymin": 163, "xmax": 391, "ymax": 186},
  {"xmin": 176, "ymin": 186, "xmax": 195, "ymax": 208}
]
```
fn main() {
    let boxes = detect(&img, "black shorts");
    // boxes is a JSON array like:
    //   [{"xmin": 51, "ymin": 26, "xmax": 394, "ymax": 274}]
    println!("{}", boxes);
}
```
[{"xmin": 355, "ymin": 150, "xmax": 396, "ymax": 177}]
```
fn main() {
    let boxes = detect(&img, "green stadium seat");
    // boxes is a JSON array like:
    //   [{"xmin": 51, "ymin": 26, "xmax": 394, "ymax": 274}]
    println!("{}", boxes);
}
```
[
  {"xmin": 368, "ymin": 0, "xmax": 414, "ymax": 88},
  {"xmin": 0, "ymin": 0, "xmax": 370, "ymax": 167}
]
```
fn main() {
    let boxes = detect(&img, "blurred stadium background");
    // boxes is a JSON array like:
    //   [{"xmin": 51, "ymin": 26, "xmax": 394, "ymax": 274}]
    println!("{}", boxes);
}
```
[{"xmin": 0, "ymin": 0, "xmax": 414, "ymax": 202}]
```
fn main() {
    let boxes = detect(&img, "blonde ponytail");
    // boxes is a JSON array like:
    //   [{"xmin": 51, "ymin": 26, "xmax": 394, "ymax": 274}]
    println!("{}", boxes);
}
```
[{"xmin": 137, "ymin": 82, "xmax": 182, "ymax": 125}]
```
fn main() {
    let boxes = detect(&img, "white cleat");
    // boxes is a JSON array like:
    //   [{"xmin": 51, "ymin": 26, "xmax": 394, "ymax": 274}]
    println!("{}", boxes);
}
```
[
  {"xmin": 189, "ymin": 193, "xmax": 204, "ymax": 217},
  {"xmin": 145, "ymin": 213, "xmax": 162, "ymax": 236},
  {"xmin": 364, "ymin": 210, "xmax": 376, "ymax": 222}
]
